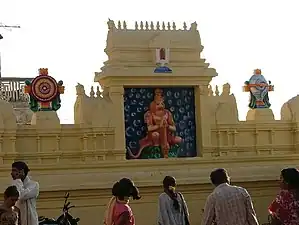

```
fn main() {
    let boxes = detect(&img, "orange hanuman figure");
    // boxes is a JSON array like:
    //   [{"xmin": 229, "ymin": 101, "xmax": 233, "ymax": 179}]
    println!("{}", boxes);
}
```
[{"xmin": 127, "ymin": 89, "xmax": 182, "ymax": 159}]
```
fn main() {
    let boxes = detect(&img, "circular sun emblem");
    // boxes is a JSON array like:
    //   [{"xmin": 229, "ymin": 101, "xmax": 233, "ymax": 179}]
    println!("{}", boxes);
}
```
[{"xmin": 31, "ymin": 75, "xmax": 58, "ymax": 102}]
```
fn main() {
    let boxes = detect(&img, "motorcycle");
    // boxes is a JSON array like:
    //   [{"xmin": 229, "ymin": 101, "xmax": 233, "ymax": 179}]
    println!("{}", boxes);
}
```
[{"xmin": 39, "ymin": 192, "xmax": 80, "ymax": 225}]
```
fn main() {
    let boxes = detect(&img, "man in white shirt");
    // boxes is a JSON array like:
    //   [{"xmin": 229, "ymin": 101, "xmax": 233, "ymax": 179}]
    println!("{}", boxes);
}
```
[
  {"xmin": 201, "ymin": 168, "xmax": 259, "ymax": 225},
  {"xmin": 11, "ymin": 161, "xmax": 39, "ymax": 225}
]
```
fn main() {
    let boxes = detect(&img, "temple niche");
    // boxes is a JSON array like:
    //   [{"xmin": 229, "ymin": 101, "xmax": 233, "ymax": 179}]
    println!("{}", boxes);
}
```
[{"xmin": 125, "ymin": 88, "xmax": 196, "ymax": 159}]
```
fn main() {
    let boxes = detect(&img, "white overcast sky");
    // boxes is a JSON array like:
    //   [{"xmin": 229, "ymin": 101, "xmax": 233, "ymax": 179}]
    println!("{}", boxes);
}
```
[{"xmin": 0, "ymin": 0, "xmax": 298, "ymax": 123}]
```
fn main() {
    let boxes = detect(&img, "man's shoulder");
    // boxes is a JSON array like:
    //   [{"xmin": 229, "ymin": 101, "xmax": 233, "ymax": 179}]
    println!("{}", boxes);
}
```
[
  {"xmin": 213, "ymin": 185, "xmax": 249, "ymax": 196},
  {"xmin": 226, "ymin": 184, "xmax": 247, "ymax": 191},
  {"xmin": 233, "ymin": 185, "xmax": 248, "ymax": 192},
  {"xmin": 207, "ymin": 191, "xmax": 217, "ymax": 200},
  {"xmin": 227, "ymin": 185, "xmax": 250, "ymax": 198}
]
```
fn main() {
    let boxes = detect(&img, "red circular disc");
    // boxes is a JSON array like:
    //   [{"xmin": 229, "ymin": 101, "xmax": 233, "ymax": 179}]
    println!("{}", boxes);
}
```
[{"xmin": 31, "ymin": 75, "xmax": 58, "ymax": 102}]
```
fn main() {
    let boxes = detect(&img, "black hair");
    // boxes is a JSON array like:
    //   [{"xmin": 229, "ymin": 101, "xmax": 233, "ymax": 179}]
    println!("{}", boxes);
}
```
[
  {"xmin": 4, "ymin": 186, "xmax": 19, "ymax": 198},
  {"xmin": 281, "ymin": 168, "xmax": 299, "ymax": 217},
  {"xmin": 12, "ymin": 161, "xmax": 30, "ymax": 176},
  {"xmin": 112, "ymin": 178, "xmax": 141, "ymax": 200},
  {"xmin": 210, "ymin": 168, "xmax": 229, "ymax": 186},
  {"xmin": 281, "ymin": 168, "xmax": 299, "ymax": 201},
  {"xmin": 163, "ymin": 176, "xmax": 179, "ymax": 211},
  {"xmin": 281, "ymin": 168, "xmax": 299, "ymax": 189}
]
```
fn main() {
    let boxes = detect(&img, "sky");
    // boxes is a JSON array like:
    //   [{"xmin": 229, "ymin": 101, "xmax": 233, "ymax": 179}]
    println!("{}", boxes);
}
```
[{"xmin": 0, "ymin": 0, "xmax": 298, "ymax": 123}]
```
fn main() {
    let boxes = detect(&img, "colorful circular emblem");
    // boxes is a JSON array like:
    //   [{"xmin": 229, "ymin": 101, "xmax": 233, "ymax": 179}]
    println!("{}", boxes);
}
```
[{"xmin": 31, "ymin": 75, "xmax": 58, "ymax": 102}]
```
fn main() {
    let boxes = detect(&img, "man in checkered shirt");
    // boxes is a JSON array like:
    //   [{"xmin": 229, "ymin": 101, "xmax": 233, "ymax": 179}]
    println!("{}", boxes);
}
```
[{"xmin": 201, "ymin": 168, "xmax": 259, "ymax": 225}]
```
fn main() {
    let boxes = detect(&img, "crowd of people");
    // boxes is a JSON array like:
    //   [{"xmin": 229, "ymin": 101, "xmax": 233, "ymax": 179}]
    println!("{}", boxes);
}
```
[
  {"xmin": 1, "ymin": 161, "xmax": 299, "ymax": 225},
  {"xmin": 104, "ymin": 168, "xmax": 299, "ymax": 225}
]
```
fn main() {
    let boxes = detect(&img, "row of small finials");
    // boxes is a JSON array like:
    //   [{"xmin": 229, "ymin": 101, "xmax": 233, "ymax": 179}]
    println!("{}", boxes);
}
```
[
  {"xmin": 88, "ymin": 84, "xmax": 231, "ymax": 98},
  {"xmin": 112, "ymin": 20, "xmax": 191, "ymax": 31}
]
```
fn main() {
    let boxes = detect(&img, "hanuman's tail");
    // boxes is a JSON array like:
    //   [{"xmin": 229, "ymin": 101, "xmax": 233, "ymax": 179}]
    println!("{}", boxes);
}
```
[{"xmin": 127, "ymin": 146, "xmax": 147, "ymax": 159}]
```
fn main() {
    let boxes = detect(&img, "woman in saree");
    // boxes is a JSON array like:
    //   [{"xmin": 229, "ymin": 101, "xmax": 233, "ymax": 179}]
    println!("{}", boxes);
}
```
[
  {"xmin": 268, "ymin": 168, "xmax": 299, "ymax": 225},
  {"xmin": 158, "ymin": 176, "xmax": 190, "ymax": 225},
  {"xmin": 0, "ymin": 185, "xmax": 20, "ymax": 225},
  {"xmin": 104, "ymin": 178, "xmax": 141, "ymax": 225}
]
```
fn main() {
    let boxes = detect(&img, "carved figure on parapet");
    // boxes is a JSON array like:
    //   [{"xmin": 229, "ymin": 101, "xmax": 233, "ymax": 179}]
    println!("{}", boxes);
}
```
[
  {"xmin": 221, "ymin": 83, "xmax": 231, "ymax": 96},
  {"xmin": 75, "ymin": 83, "xmax": 109, "ymax": 99},
  {"xmin": 243, "ymin": 69, "xmax": 274, "ymax": 109},
  {"xmin": 207, "ymin": 83, "xmax": 231, "ymax": 97},
  {"xmin": 190, "ymin": 22, "xmax": 197, "ymax": 31},
  {"xmin": 75, "ymin": 83, "xmax": 85, "ymax": 96},
  {"xmin": 201, "ymin": 83, "xmax": 238, "ymax": 124},
  {"xmin": 24, "ymin": 68, "xmax": 64, "ymax": 112},
  {"xmin": 74, "ymin": 83, "xmax": 112, "ymax": 127},
  {"xmin": 107, "ymin": 18, "xmax": 116, "ymax": 31}
]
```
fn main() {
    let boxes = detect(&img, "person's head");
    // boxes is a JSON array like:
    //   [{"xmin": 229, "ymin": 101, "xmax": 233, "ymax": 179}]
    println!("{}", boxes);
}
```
[
  {"xmin": 280, "ymin": 168, "xmax": 299, "ymax": 190},
  {"xmin": 254, "ymin": 69, "xmax": 261, "ymax": 75},
  {"xmin": 163, "ymin": 176, "xmax": 176, "ymax": 192},
  {"xmin": 163, "ymin": 176, "xmax": 180, "ymax": 211},
  {"xmin": 4, "ymin": 186, "xmax": 19, "ymax": 208},
  {"xmin": 210, "ymin": 168, "xmax": 230, "ymax": 186},
  {"xmin": 112, "ymin": 178, "xmax": 141, "ymax": 201},
  {"xmin": 11, "ymin": 161, "xmax": 30, "ymax": 180}
]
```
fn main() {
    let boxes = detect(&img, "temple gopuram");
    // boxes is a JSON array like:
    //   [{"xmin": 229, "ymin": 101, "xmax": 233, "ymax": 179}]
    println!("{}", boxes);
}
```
[{"xmin": 0, "ymin": 19, "xmax": 298, "ymax": 225}]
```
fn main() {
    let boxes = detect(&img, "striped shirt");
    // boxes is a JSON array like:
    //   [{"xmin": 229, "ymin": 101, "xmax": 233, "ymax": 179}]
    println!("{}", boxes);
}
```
[{"xmin": 201, "ymin": 183, "xmax": 259, "ymax": 225}]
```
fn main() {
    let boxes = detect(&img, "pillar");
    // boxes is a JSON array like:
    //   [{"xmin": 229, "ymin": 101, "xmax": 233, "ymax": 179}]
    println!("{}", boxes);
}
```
[
  {"xmin": 194, "ymin": 84, "xmax": 211, "ymax": 157},
  {"xmin": 109, "ymin": 86, "xmax": 126, "ymax": 160}
]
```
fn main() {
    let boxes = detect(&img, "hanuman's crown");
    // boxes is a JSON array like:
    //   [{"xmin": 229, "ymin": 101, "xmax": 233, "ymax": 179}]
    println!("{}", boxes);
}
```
[
  {"xmin": 154, "ymin": 88, "xmax": 163, "ymax": 95},
  {"xmin": 254, "ymin": 69, "xmax": 261, "ymax": 74},
  {"xmin": 39, "ymin": 68, "xmax": 48, "ymax": 76}
]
